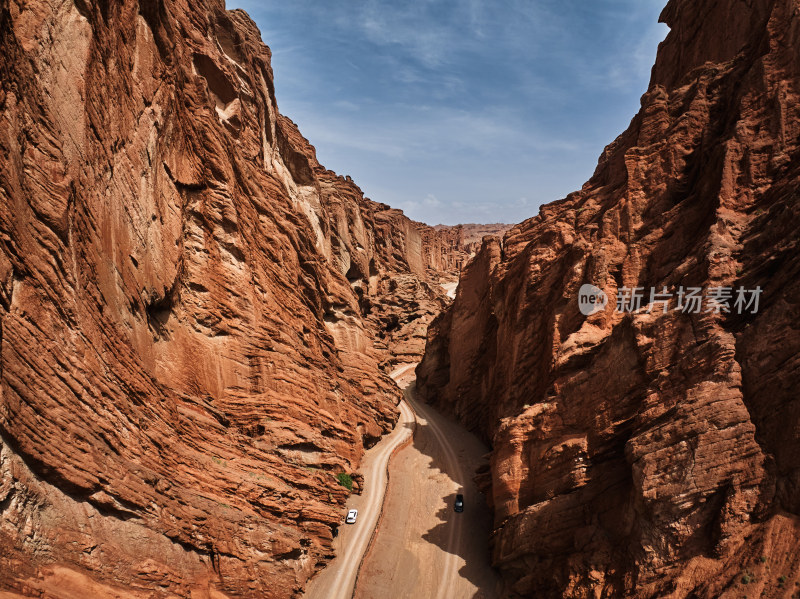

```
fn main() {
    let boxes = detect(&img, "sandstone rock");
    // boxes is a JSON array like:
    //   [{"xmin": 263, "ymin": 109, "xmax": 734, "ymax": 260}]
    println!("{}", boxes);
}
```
[
  {"xmin": 0, "ymin": 0, "xmax": 475, "ymax": 596},
  {"xmin": 417, "ymin": 0, "xmax": 800, "ymax": 596}
]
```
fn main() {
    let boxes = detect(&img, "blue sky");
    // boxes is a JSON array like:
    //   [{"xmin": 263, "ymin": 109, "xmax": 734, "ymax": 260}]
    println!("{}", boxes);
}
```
[{"xmin": 227, "ymin": 0, "xmax": 669, "ymax": 225}]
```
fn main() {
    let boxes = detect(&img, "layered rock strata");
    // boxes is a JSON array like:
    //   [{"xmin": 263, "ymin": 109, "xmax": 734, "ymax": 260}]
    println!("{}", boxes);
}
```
[
  {"xmin": 418, "ymin": 0, "xmax": 800, "ymax": 596},
  {"xmin": 0, "ymin": 0, "xmax": 466, "ymax": 596}
]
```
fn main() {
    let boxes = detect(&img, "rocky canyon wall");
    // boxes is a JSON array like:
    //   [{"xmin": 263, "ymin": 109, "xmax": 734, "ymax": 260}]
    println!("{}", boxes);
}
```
[
  {"xmin": 433, "ymin": 223, "xmax": 513, "ymax": 262},
  {"xmin": 417, "ymin": 0, "xmax": 800, "ymax": 596},
  {"xmin": 0, "ymin": 0, "xmax": 463, "ymax": 597}
]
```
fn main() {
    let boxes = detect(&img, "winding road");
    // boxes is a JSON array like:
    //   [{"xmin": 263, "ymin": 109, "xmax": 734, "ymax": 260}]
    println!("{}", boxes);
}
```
[
  {"xmin": 303, "ymin": 368, "xmax": 415, "ymax": 599},
  {"xmin": 305, "ymin": 363, "xmax": 498, "ymax": 599}
]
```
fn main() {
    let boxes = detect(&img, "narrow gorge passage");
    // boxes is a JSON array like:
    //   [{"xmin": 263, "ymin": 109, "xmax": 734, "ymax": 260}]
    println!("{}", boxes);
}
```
[
  {"xmin": 353, "ymin": 365, "xmax": 500, "ymax": 599},
  {"xmin": 7, "ymin": 0, "xmax": 799, "ymax": 596}
]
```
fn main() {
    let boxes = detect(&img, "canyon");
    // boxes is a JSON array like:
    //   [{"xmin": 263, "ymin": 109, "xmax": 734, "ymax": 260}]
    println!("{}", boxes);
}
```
[
  {"xmin": 2, "ymin": 0, "xmax": 799, "ymax": 597},
  {"xmin": 417, "ymin": 0, "xmax": 800, "ymax": 596},
  {"xmin": 0, "ymin": 0, "xmax": 502, "ymax": 596}
]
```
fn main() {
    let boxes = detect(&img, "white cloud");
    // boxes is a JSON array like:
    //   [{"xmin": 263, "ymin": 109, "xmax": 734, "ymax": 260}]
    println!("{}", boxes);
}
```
[{"xmin": 226, "ymin": 0, "xmax": 670, "ymax": 225}]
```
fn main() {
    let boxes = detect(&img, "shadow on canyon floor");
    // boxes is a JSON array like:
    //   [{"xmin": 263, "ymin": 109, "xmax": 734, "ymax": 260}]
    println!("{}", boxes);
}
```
[{"xmin": 404, "ymin": 382, "xmax": 500, "ymax": 596}]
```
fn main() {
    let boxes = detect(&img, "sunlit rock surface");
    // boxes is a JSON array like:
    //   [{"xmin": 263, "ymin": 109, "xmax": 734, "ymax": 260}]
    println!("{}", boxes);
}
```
[{"xmin": 0, "ymin": 0, "xmax": 488, "ymax": 596}]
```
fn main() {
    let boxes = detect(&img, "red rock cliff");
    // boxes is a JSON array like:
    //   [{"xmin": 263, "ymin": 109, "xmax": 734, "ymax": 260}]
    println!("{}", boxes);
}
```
[
  {"xmin": 0, "ymin": 0, "xmax": 460, "ymax": 597},
  {"xmin": 417, "ymin": 0, "xmax": 800, "ymax": 596}
]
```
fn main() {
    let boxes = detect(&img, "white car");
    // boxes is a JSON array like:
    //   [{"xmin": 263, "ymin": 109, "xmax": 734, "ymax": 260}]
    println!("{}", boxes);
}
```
[{"xmin": 345, "ymin": 509, "xmax": 358, "ymax": 524}]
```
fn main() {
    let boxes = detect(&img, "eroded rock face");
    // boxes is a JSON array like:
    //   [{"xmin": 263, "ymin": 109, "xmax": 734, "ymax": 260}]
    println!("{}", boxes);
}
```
[
  {"xmin": 0, "ymin": 0, "xmax": 466, "ymax": 596},
  {"xmin": 432, "ymin": 223, "xmax": 513, "ymax": 263},
  {"xmin": 417, "ymin": 0, "xmax": 800, "ymax": 596}
]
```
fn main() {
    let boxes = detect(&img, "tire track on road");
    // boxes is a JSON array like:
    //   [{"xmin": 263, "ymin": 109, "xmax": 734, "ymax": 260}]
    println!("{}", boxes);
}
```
[
  {"xmin": 404, "ymin": 390, "xmax": 466, "ymax": 599},
  {"xmin": 305, "ymin": 366, "xmax": 416, "ymax": 599}
]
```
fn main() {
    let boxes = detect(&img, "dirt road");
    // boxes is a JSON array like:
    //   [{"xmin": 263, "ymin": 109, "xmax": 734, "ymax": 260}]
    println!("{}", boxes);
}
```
[
  {"xmin": 354, "ymin": 366, "xmax": 500, "ymax": 598},
  {"xmin": 303, "ymin": 369, "xmax": 416, "ymax": 599},
  {"xmin": 304, "ymin": 363, "xmax": 498, "ymax": 598}
]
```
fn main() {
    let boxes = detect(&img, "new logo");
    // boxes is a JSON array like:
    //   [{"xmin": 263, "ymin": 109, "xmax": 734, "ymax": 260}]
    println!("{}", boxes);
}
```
[{"xmin": 578, "ymin": 284, "xmax": 608, "ymax": 316}]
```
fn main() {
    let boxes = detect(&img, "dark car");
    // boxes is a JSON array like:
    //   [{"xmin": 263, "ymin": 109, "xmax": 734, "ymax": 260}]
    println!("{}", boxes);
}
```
[{"xmin": 454, "ymin": 494, "xmax": 464, "ymax": 512}]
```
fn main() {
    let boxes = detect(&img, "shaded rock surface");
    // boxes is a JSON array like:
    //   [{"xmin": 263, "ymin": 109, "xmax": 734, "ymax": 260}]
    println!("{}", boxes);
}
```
[
  {"xmin": 0, "ymin": 0, "xmax": 484, "ymax": 597},
  {"xmin": 417, "ymin": 0, "xmax": 800, "ymax": 596}
]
